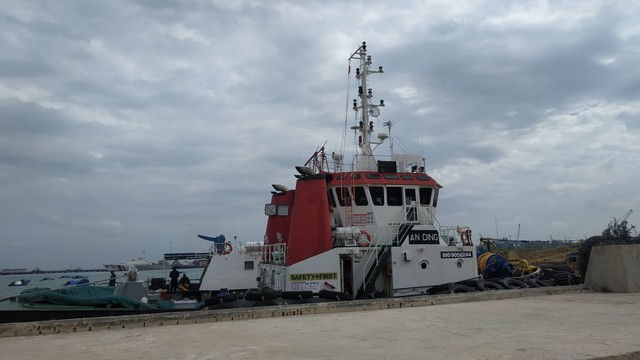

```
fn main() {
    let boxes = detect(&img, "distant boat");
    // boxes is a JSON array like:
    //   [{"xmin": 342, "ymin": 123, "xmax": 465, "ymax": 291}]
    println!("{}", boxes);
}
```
[
  {"xmin": 0, "ymin": 277, "xmax": 202, "ymax": 323},
  {"xmin": 8, "ymin": 279, "xmax": 30, "ymax": 287},
  {"xmin": 104, "ymin": 253, "xmax": 165, "ymax": 271},
  {"xmin": 103, "ymin": 264, "xmax": 129, "ymax": 271},
  {"xmin": 39, "ymin": 277, "xmax": 54, "ymax": 282},
  {"xmin": 64, "ymin": 278, "xmax": 89, "ymax": 286}
]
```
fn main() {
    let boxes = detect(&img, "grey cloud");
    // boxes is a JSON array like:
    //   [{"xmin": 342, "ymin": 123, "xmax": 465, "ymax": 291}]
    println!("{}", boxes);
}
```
[{"xmin": 1, "ymin": 1, "xmax": 639, "ymax": 269}]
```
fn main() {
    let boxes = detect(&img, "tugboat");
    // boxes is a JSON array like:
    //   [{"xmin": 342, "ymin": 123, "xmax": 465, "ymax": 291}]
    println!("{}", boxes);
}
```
[{"xmin": 245, "ymin": 42, "xmax": 478, "ymax": 299}]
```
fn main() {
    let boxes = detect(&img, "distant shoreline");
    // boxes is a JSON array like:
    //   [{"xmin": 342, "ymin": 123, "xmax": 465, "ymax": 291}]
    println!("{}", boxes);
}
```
[
  {"xmin": 1, "ymin": 265, "xmax": 204, "ymax": 276},
  {"xmin": 0, "ymin": 269, "xmax": 108, "ymax": 276}
]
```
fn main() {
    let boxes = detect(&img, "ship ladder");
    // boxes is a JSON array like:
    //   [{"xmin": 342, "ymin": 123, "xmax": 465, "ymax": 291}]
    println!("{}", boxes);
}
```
[
  {"xmin": 356, "ymin": 244, "xmax": 391, "ymax": 299},
  {"xmin": 339, "ymin": 173, "xmax": 356, "ymax": 226}
]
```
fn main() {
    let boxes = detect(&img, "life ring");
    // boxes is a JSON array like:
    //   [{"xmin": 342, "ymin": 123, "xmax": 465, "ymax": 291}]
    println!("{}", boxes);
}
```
[
  {"xmin": 357, "ymin": 229, "xmax": 371, "ymax": 247},
  {"xmin": 221, "ymin": 242, "xmax": 233, "ymax": 255}
]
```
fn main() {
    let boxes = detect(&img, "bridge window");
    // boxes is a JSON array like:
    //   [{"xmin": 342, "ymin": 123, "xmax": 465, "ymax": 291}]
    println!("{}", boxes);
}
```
[
  {"xmin": 354, "ymin": 186, "xmax": 368, "ymax": 206},
  {"xmin": 336, "ymin": 187, "xmax": 352, "ymax": 206},
  {"xmin": 338, "ymin": 173, "xmax": 361, "ymax": 180},
  {"xmin": 327, "ymin": 189, "xmax": 336, "ymax": 208},
  {"xmin": 405, "ymin": 188, "xmax": 417, "ymax": 204},
  {"xmin": 401, "ymin": 175, "xmax": 414, "ymax": 180},
  {"xmin": 369, "ymin": 186, "xmax": 384, "ymax": 206},
  {"xmin": 365, "ymin": 174, "xmax": 381, "ymax": 179},
  {"xmin": 383, "ymin": 174, "xmax": 399, "ymax": 180},
  {"xmin": 419, "ymin": 188, "xmax": 433, "ymax": 205},
  {"xmin": 433, "ymin": 188, "xmax": 439, "ymax": 208},
  {"xmin": 387, "ymin": 186, "xmax": 403, "ymax": 206},
  {"xmin": 405, "ymin": 188, "xmax": 417, "ymax": 221}
]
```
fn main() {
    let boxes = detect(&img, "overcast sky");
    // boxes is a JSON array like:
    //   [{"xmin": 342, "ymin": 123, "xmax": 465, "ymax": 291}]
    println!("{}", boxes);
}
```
[{"xmin": 1, "ymin": 1, "xmax": 639, "ymax": 270}]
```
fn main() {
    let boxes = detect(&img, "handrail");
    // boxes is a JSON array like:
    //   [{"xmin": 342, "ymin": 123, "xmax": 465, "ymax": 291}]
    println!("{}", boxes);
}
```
[
  {"xmin": 261, "ymin": 243, "xmax": 287, "ymax": 265},
  {"xmin": 357, "ymin": 208, "xmax": 408, "ymax": 296}
]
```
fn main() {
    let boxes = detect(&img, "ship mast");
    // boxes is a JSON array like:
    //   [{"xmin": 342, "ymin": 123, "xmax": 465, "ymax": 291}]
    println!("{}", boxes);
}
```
[{"xmin": 350, "ymin": 42, "xmax": 385, "ymax": 171}]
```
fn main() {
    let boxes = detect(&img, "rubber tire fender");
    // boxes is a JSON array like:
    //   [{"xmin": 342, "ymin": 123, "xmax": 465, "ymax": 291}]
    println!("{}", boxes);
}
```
[
  {"xmin": 526, "ymin": 278, "xmax": 550, "ymax": 288},
  {"xmin": 281, "ymin": 291, "xmax": 314, "ymax": 300},
  {"xmin": 553, "ymin": 274, "xmax": 576, "ymax": 286},
  {"xmin": 203, "ymin": 293, "xmax": 238, "ymax": 306},
  {"xmin": 477, "ymin": 279, "xmax": 504, "ymax": 291},
  {"xmin": 318, "ymin": 289, "xmax": 351, "ymax": 301},
  {"xmin": 537, "ymin": 279, "xmax": 554, "ymax": 287},
  {"xmin": 450, "ymin": 284, "xmax": 476, "ymax": 293},
  {"xmin": 244, "ymin": 289, "xmax": 278, "ymax": 302},
  {"xmin": 457, "ymin": 279, "xmax": 482, "ymax": 288},
  {"xmin": 426, "ymin": 283, "xmax": 454, "ymax": 295},
  {"xmin": 501, "ymin": 278, "xmax": 528, "ymax": 289}
]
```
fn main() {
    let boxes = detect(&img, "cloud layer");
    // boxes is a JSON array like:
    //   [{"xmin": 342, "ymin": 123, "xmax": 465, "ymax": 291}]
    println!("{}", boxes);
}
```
[{"xmin": 1, "ymin": 1, "xmax": 639, "ymax": 269}]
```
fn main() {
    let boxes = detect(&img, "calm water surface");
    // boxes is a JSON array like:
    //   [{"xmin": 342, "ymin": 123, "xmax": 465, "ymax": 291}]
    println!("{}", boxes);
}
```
[{"xmin": 0, "ymin": 268, "xmax": 204, "ymax": 299}]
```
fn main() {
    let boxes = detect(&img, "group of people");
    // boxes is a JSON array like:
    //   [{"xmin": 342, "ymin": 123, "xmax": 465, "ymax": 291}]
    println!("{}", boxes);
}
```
[
  {"xmin": 107, "ymin": 267, "xmax": 190, "ymax": 291},
  {"xmin": 169, "ymin": 267, "xmax": 190, "ymax": 291}
]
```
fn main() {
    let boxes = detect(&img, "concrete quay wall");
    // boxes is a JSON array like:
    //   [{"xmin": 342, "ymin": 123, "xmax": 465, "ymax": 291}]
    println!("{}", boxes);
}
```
[
  {"xmin": 1, "ymin": 286, "xmax": 640, "ymax": 360},
  {"xmin": 1, "ymin": 285, "xmax": 583, "ymax": 338}
]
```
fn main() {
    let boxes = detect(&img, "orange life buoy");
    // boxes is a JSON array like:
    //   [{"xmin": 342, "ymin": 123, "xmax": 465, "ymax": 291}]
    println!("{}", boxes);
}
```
[
  {"xmin": 357, "ymin": 229, "xmax": 371, "ymax": 247},
  {"xmin": 221, "ymin": 242, "xmax": 233, "ymax": 255}
]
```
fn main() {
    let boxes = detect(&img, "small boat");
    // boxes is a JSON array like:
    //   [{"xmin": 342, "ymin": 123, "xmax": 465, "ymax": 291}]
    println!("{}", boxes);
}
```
[
  {"xmin": 104, "ymin": 252, "xmax": 165, "ymax": 272},
  {"xmin": 0, "ymin": 275, "xmax": 203, "ymax": 323},
  {"xmin": 64, "ymin": 278, "xmax": 90, "ymax": 286},
  {"xmin": 39, "ymin": 277, "xmax": 54, "ymax": 282},
  {"xmin": 8, "ymin": 279, "xmax": 30, "ymax": 287}
]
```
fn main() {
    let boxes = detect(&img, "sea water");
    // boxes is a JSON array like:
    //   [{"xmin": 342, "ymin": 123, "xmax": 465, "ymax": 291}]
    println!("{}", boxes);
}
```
[{"xmin": 0, "ymin": 267, "xmax": 204, "ymax": 300}]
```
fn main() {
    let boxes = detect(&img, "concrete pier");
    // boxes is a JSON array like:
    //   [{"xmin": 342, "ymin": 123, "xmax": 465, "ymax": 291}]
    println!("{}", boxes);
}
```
[
  {"xmin": 586, "ymin": 244, "xmax": 640, "ymax": 293},
  {"xmin": 1, "ymin": 287, "xmax": 639, "ymax": 359}
]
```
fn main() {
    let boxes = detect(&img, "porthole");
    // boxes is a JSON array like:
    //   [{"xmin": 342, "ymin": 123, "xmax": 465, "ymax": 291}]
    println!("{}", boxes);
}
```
[
  {"xmin": 419, "ymin": 259, "xmax": 429, "ymax": 270},
  {"xmin": 456, "ymin": 259, "xmax": 463, "ymax": 268}
]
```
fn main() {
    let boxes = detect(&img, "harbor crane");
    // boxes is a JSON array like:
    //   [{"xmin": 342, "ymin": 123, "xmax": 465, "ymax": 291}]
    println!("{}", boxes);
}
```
[{"xmin": 618, "ymin": 209, "xmax": 637, "ymax": 237}]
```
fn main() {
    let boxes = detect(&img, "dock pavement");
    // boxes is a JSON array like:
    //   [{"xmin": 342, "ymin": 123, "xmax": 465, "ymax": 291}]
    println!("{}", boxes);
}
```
[{"xmin": 1, "ymin": 286, "xmax": 639, "ymax": 360}]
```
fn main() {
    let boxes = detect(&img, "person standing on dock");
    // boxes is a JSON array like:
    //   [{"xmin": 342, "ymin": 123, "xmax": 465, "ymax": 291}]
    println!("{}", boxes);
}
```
[
  {"xmin": 169, "ymin": 267, "xmax": 180, "ymax": 291},
  {"xmin": 109, "ymin": 271, "xmax": 116, "ymax": 286}
]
